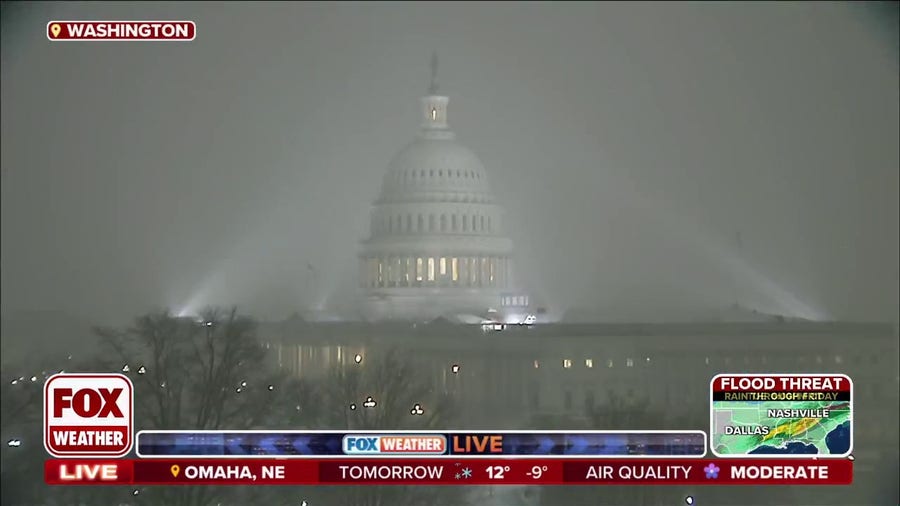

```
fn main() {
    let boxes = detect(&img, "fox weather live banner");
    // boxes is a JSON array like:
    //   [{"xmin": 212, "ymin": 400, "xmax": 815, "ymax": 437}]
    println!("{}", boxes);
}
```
[{"xmin": 135, "ymin": 430, "xmax": 707, "ymax": 458}]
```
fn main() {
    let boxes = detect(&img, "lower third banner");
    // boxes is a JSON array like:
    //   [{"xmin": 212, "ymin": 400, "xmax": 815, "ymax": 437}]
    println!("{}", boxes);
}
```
[{"xmin": 45, "ymin": 458, "xmax": 852, "ymax": 485}]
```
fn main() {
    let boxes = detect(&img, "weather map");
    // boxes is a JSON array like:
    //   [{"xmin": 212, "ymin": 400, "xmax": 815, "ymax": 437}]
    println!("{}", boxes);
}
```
[{"xmin": 711, "ymin": 375, "xmax": 852, "ymax": 457}]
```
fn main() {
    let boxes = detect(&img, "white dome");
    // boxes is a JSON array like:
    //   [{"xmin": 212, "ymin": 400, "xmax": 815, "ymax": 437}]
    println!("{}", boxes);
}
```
[
  {"xmin": 358, "ymin": 89, "xmax": 522, "ymax": 322},
  {"xmin": 378, "ymin": 137, "xmax": 494, "ymax": 204}
]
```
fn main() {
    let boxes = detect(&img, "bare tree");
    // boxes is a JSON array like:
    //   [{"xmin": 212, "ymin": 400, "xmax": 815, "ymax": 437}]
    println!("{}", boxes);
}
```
[
  {"xmin": 316, "ymin": 348, "xmax": 456, "ymax": 430},
  {"xmin": 3, "ymin": 312, "xmax": 470, "ymax": 506},
  {"xmin": 93, "ymin": 308, "xmax": 313, "ymax": 506},
  {"xmin": 2, "ymin": 353, "xmax": 131, "ymax": 505},
  {"xmin": 295, "ymin": 349, "xmax": 467, "ymax": 506}
]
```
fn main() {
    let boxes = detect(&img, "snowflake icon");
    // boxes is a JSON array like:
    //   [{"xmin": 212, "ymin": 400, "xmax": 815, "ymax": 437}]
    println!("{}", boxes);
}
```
[{"xmin": 703, "ymin": 463, "xmax": 720, "ymax": 479}]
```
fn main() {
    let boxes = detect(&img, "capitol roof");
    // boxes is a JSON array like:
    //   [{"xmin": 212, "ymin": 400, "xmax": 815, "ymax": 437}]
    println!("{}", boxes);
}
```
[{"xmin": 378, "ymin": 136, "xmax": 494, "ymax": 204}]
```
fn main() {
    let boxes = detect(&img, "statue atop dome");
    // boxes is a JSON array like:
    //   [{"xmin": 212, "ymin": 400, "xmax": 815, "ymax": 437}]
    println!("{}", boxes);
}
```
[{"xmin": 428, "ymin": 51, "xmax": 439, "ymax": 95}]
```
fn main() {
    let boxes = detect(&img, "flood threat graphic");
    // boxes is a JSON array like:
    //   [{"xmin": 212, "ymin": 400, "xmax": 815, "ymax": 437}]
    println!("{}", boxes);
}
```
[{"xmin": 712, "ymin": 400, "xmax": 851, "ymax": 455}]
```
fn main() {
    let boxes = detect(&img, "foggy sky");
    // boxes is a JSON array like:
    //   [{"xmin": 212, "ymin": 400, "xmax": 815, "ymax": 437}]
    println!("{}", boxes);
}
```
[{"xmin": 2, "ymin": 2, "xmax": 898, "ymax": 324}]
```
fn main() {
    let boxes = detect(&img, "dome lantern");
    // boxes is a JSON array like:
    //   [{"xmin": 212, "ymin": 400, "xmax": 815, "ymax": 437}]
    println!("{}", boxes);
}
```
[{"xmin": 421, "ymin": 53, "xmax": 449, "ymax": 133}]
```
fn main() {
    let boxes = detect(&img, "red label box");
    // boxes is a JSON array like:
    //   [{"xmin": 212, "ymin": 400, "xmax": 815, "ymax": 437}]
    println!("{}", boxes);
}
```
[
  {"xmin": 44, "ymin": 373, "xmax": 134, "ymax": 458},
  {"xmin": 47, "ymin": 21, "xmax": 196, "ymax": 41}
]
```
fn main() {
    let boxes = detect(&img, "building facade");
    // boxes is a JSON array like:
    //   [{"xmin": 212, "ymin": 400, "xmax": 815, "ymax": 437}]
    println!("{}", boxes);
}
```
[
  {"xmin": 358, "ymin": 67, "xmax": 524, "ymax": 321},
  {"xmin": 268, "ymin": 321, "xmax": 899, "ymax": 505}
]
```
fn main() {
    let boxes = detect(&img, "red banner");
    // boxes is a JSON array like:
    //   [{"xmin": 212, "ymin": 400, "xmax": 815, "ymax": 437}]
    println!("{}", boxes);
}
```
[
  {"xmin": 45, "ymin": 458, "xmax": 852, "ymax": 485},
  {"xmin": 46, "ymin": 21, "xmax": 196, "ymax": 41}
]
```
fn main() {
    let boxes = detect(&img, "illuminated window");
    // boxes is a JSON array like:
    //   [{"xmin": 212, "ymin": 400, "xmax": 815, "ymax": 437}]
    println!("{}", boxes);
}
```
[
  {"xmin": 431, "ymin": 107, "xmax": 437, "ymax": 120},
  {"xmin": 451, "ymin": 258, "xmax": 458, "ymax": 281},
  {"xmin": 427, "ymin": 258, "xmax": 435, "ymax": 281},
  {"xmin": 626, "ymin": 358, "xmax": 634, "ymax": 367},
  {"xmin": 585, "ymin": 359, "xmax": 593, "ymax": 368},
  {"xmin": 563, "ymin": 359, "xmax": 572, "ymax": 369},
  {"xmin": 416, "ymin": 258, "xmax": 423, "ymax": 281},
  {"xmin": 489, "ymin": 258, "xmax": 495, "ymax": 284},
  {"xmin": 607, "ymin": 359, "xmax": 613, "ymax": 368},
  {"xmin": 440, "ymin": 257, "xmax": 447, "ymax": 276},
  {"xmin": 533, "ymin": 360, "xmax": 540, "ymax": 369}
]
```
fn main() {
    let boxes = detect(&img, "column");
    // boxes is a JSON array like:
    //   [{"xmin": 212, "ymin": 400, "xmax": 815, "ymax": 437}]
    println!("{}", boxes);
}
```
[
  {"xmin": 505, "ymin": 257, "xmax": 511, "ymax": 288},
  {"xmin": 377, "ymin": 256, "xmax": 384, "ymax": 287},
  {"xmin": 386, "ymin": 256, "xmax": 394, "ymax": 287}
]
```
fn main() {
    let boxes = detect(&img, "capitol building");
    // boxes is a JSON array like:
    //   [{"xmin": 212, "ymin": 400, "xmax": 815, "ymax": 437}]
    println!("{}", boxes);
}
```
[
  {"xmin": 358, "ymin": 61, "xmax": 529, "ymax": 322},
  {"xmin": 266, "ymin": 61, "xmax": 898, "ymax": 505}
]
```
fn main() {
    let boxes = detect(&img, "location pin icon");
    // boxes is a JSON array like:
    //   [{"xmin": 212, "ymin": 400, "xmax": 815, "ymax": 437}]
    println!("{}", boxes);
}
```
[
  {"xmin": 50, "ymin": 24, "xmax": 61, "ymax": 38},
  {"xmin": 170, "ymin": 465, "xmax": 180, "ymax": 478}
]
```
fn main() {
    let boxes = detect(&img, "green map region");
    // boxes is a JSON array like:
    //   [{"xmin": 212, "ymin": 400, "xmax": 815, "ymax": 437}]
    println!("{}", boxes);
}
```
[{"xmin": 711, "ymin": 400, "xmax": 852, "ymax": 455}]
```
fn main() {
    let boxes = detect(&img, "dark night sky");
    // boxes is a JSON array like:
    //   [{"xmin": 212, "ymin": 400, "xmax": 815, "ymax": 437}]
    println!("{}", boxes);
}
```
[{"xmin": 2, "ymin": 2, "xmax": 898, "ymax": 324}]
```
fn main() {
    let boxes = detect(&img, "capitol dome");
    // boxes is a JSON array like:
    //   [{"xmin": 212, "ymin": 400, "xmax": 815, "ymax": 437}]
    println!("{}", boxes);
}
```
[
  {"xmin": 378, "ymin": 138, "xmax": 494, "ymax": 205},
  {"xmin": 358, "ymin": 61, "xmax": 528, "ymax": 322}
]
